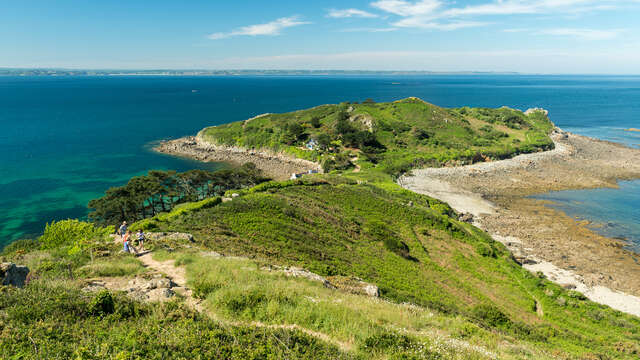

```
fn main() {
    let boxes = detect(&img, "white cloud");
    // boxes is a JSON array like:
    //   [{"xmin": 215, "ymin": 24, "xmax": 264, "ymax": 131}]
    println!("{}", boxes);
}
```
[
  {"xmin": 538, "ymin": 28, "xmax": 622, "ymax": 40},
  {"xmin": 339, "ymin": 27, "xmax": 398, "ymax": 32},
  {"xmin": 208, "ymin": 16, "xmax": 309, "ymax": 40},
  {"xmin": 368, "ymin": 0, "xmax": 635, "ymax": 32},
  {"xmin": 393, "ymin": 19, "xmax": 488, "ymax": 30},
  {"xmin": 327, "ymin": 8, "xmax": 379, "ymax": 18},
  {"xmin": 371, "ymin": 0, "xmax": 442, "ymax": 17}
]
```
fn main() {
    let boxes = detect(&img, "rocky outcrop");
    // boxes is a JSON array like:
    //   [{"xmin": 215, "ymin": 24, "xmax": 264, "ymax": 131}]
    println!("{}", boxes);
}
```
[
  {"xmin": 83, "ymin": 274, "xmax": 179, "ymax": 302},
  {"xmin": 327, "ymin": 276, "xmax": 380, "ymax": 297},
  {"xmin": 262, "ymin": 265, "xmax": 380, "ymax": 297},
  {"xmin": 154, "ymin": 136, "xmax": 321, "ymax": 181},
  {"xmin": 145, "ymin": 232, "xmax": 195, "ymax": 243},
  {"xmin": 1, "ymin": 262, "xmax": 29, "ymax": 288}
]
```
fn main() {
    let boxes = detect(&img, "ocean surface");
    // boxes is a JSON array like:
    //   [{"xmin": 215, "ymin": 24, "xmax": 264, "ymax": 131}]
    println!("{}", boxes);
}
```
[{"xmin": 1, "ymin": 75, "xmax": 639, "ymax": 249}]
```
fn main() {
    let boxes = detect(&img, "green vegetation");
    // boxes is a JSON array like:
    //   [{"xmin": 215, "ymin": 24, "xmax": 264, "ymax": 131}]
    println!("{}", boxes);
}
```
[
  {"xmin": 3, "ymin": 99, "xmax": 640, "ymax": 359},
  {"xmin": 130, "ymin": 176, "xmax": 640, "ymax": 359},
  {"xmin": 199, "ymin": 98, "xmax": 554, "ymax": 175},
  {"xmin": 0, "ymin": 280, "xmax": 352, "ymax": 359},
  {"xmin": 88, "ymin": 164, "xmax": 268, "ymax": 227}
]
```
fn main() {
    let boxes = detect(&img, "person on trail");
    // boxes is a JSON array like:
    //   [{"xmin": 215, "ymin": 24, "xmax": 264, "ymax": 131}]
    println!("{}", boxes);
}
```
[
  {"xmin": 119, "ymin": 221, "xmax": 128, "ymax": 238},
  {"xmin": 122, "ymin": 230, "xmax": 131, "ymax": 253},
  {"xmin": 136, "ymin": 229, "xmax": 146, "ymax": 252},
  {"xmin": 123, "ymin": 230, "xmax": 138, "ymax": 254}
]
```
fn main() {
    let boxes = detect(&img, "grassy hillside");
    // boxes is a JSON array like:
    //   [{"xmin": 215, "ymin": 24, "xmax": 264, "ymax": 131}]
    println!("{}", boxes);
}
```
[
  {"xmin": 130, "ymin": 176, "xmax": 640, "ymax": 359},
  {"xmin": 198, "ymin": 98, "xmax": 554, "ymax": 175},
  {"xmin": 3, "ymin": 100, "xmax": 638, "ymax": 359}
]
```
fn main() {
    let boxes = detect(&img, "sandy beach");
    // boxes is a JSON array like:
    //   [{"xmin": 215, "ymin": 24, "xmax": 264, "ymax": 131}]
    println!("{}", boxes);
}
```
[{"xmin": 399, "ymin": 129, "xmax": 640, "ymax": 316}]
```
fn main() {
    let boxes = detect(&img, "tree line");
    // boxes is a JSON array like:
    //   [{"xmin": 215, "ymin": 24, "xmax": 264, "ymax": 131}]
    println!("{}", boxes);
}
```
[{"xmin": 88, "ymin": 163, "xmax": 267, "ymax": 227}]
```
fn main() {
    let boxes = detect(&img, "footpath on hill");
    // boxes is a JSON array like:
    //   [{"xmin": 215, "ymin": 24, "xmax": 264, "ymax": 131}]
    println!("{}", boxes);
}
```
[{"xmin": 135, "ymin": 251, "xmax": 353, "ymax": 352}]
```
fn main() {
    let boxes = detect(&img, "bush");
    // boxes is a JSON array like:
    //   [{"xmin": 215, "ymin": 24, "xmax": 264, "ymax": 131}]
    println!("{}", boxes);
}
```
[
  {"xmin": 88, "ymin": 290, "xmax": 115, "ymax": 316},
  {"xmin": 471, "ymin": 304, "xmax": 511, "ymax": 328},
  {"xmin": 39, "ymin": 219, "xmax": 110, "ymax": 250}
]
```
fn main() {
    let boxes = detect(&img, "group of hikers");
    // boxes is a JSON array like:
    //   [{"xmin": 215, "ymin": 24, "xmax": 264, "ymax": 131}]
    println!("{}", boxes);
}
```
[{"xmin": 117, "ymin": 221, "xmax": 146, "ymax": 254}]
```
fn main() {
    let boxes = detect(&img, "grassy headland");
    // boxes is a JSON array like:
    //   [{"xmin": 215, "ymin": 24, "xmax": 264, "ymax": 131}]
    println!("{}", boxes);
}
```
[
  {"xmin": 197, "ymin": 98, "xmax": 554, "ymax": 175},
  {"xmin": 4, "ymin": 99, "xmax": 640, "ymax": 359}
]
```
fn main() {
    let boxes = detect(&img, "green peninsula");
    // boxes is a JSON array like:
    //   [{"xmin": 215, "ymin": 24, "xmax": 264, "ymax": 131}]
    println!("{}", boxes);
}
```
[
  {"xmin": 4, "ymin": 99, "xmax": 640, "ymax": 360},
  {"xmin": 198, "ymin": 98, "xmax": 554, "ymax": 175}
]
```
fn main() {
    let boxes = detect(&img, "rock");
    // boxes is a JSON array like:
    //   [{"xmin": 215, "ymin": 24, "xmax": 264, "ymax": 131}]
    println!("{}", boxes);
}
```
[
  {"xmin": 231, "ymin": 193, "xmax": 240, "ymax": 198},
  {"xmin": 1, "ymin": 262, "xmax": 30, "ymax": 288},
  {"xmin": 556, "ymin": 296, "xmax": 567, "ymax": 306},
  {"xmin": 561, "ymin": 283, "xmax": 577, "ymax": 290},
  {"xmin": 145, "ymin": 232, "xmax": 195, "ymax": 243},
  {"xmin": 458, "ymin": 213, "xmax": 474, "ymax": 223},
  {"xmin": 284, "ymin": 267, "xmax": 335, "ymax": 289},
  {"xmin": 326, "ymin": 276, "xmax": 380, "ymax": 297}
]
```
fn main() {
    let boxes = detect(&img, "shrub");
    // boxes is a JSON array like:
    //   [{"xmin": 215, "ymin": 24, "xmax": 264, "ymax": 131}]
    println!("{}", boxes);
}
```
[
  {"xmin": 88, "ymin": 290, "xmax": 115, "ymax": 316},
  {"xmin": 39, "ymin": 220, "xmax": 110, "ymax": 252},
  {"xmin": 471, "ymin": 304, "xmax": 511, "ymax": 328}
]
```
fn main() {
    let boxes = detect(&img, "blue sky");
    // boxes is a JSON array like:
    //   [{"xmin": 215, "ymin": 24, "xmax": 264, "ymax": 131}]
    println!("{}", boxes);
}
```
[{"xmin": 2, "ymin": 0, "xmax": 640, "ymax": 73}]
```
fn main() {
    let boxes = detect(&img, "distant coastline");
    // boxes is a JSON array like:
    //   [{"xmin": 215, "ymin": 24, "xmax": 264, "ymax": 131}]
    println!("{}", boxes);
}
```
[{"xmin": 0, "ymin": 68, "xmax": 522, "ymax": 77}]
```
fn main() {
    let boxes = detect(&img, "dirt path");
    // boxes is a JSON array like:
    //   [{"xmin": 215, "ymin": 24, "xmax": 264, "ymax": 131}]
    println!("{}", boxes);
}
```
[{"xmin": 136, "ymin": 252, "xmax": 353, "ymax": 352}]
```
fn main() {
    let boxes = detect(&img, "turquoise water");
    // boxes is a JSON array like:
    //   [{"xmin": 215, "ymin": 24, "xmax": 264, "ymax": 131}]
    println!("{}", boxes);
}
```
[
  {"xmin": 1, "ymin": 75, "xmax": 639, "ymax": 248},
  {"xmin": 533, "ymin": 181, "xmax": 640, "ymax": 252}
]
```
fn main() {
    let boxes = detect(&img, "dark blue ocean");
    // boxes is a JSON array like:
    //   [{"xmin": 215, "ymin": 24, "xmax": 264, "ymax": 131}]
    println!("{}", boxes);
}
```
[{"xmin": 1, "ymin": 75, "xmax": 639, "ymax": 249}]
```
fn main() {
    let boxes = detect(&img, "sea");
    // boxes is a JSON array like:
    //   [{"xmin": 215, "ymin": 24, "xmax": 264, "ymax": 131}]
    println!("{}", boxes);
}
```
[{"xmin": 0, "ymin": 75, "xmax": 639, "ymax": 249}]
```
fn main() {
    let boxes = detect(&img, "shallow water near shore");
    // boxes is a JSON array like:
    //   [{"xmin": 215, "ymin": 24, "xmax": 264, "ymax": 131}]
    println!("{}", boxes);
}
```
[
  {"xmin": 532, "ymin": 180, "xmax": 640, "ymax": 252},
  {"xmin": 1, "ymin": 75, "xmax": 640, "ymax": 247}
]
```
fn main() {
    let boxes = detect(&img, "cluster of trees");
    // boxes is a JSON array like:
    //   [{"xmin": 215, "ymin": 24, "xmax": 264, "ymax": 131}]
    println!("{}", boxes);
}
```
[
  {"xmin": 88, "ymin": 163, "xmax": 267, "ymax": 227},
  {"xmin": 334, "ymin": 113, "xmax": 385, "ymax": 152}
]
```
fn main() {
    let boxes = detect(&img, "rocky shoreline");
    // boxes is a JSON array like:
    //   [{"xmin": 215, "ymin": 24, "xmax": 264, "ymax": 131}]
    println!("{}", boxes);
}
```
[
  {"xmin": 153, "ymin": 136, "xmax": 321, "ymax": 181},
  {"xmin": 399, "ymin": 129, "xmax": 640, "ymax": 316}
]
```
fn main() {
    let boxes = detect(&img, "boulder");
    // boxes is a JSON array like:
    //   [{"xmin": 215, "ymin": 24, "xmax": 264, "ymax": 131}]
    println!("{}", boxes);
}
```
[
  {"xmin": 284, "ymin": 267, "xmax": 335, "ymax": 289},
  {"xmin": 327, "ymin": 276, "xmax": 380, "ymax": 297},
  {"xmin": 1, "ymin": 262, "xmax": 29, "ymax": 288},
  {"xmin": 458, "ymin": 213, "xmax": 474, "ymax": 223}
]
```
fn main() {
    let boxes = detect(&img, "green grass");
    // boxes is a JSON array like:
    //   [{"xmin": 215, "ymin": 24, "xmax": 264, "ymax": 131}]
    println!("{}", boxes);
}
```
[
  {"xmin": 75, "ymin": 253, "xmax": 147, "ymax": 278},
  {"xmin": 138, "ymin": 177, "xmax": 640, "ymax": 359},
  {"xmin": 158, "ymin": 251, "xmax": 547, "ymax": 359},
  {"xmin": 198, "ymin": 98, "xmax": 554, "ymax": 175},
  {"xmin": 0, "ymin": 279, "xmax": 353, "ymax": 360},
  {"xmin": 4, "ymin": 99, "xmax": 639, "ymax": 359}
]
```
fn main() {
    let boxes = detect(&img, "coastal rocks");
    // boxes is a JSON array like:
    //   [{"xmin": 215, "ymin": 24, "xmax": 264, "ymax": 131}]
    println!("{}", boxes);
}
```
[
  {"xmin": 524, "ymin": 107, "xmax": 549, "ymax": 116},
  {"xmin": 1, "ymin": 262, "xmax": 29, "ymax": 288},
  {"xmin": 458, "ymin": 212, "xmax": 474, "ymax": 223},
  {"xmin": 154, "ymin": 136, "xmax": 322, "ymax": 181},
  {"xmin": 551, "ymin": 127, "xmax": 569, "ymax": 140}
]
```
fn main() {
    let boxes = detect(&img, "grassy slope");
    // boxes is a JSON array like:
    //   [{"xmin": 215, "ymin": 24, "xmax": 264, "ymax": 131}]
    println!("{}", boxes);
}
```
[
  {"xmin": 133, "ymin": 177, "xmax": 640, "ymax": 359},
  {"xmin": 198, "ymin": 98, "xmax": 554, "ymax": 175},
  {"xmin": 3, "ymin": 100, "xmax": 639, "ymax": 359}
]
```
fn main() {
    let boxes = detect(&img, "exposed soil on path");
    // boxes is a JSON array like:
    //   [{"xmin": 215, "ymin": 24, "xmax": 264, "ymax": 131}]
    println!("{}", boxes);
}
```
[
  {"xmin": 136, "ymin": 251, "xmax": 353, "ymax": 352},
  {"xmin": 399, "ymin": 129, "xmax": 640, "ymax": 316}
]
